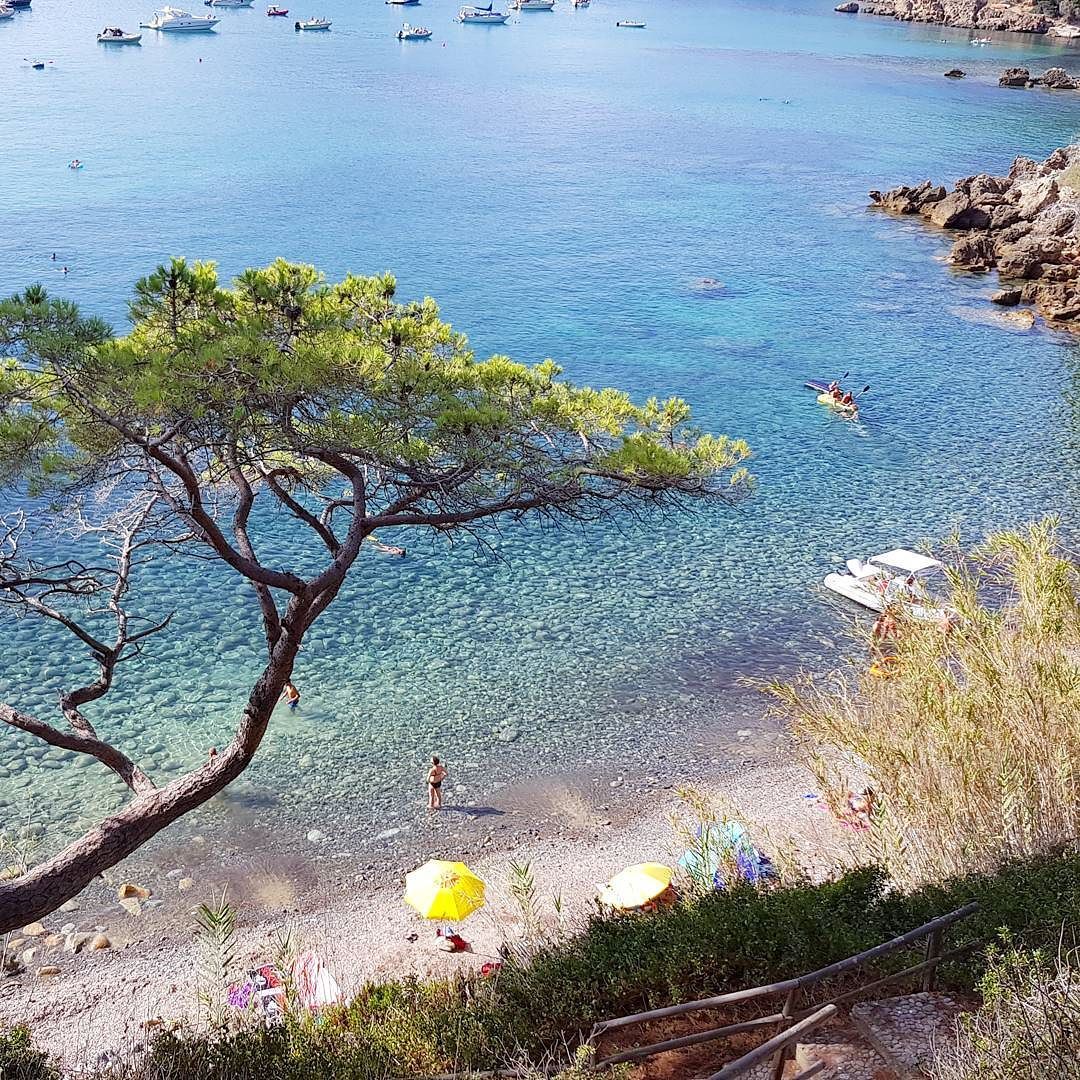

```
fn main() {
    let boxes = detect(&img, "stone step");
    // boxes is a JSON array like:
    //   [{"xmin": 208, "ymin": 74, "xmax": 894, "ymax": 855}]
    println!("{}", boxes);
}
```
[
  {"xmin": 851, "ymin": 992, "xmax": 967, "ymax": 1079},
  {"xmin": 794, "ymin": 1034, "xmax": 899, "ymax": 1080}
]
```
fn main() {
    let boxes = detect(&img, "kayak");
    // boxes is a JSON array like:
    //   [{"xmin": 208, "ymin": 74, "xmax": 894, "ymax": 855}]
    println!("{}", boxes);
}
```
[
  {"xmin": 817, "ymin": 392, "xmax": 858, "ymax": 416},
  {"xmin": 804, "ymin": 379, "xmax": 832, "ymax": 394}
]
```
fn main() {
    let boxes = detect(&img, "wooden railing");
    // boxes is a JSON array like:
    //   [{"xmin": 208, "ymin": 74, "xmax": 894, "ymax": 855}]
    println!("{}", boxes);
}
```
[{"xmin": 589, "ymin": 902, "xmax": 980, "ymax": 1080}]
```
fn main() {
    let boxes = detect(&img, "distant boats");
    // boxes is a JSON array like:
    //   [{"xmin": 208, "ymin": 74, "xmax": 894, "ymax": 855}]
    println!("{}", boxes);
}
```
[
  {"xmin": 206, "ymin": 0, "xmax": 254, "ymax": 7},
  {"xmin": 142, "ymin": 7, "xmax": 220, "ymax": 29},
  {"xmin": 512, "ymin": 0, "xmax": 555, "ymax": 9},
  {"xmin": 98, "ymin": 25, "xmax": 143, "ymax": 41},
  {"xmin": 571, "ymin": 0, "xmax": 589, "ymax": 7},
  {"xmin": 266, "ymin": 4, "xmax": 288, "ymax": 12},
  {"xmin": 616, "ymin": 18, "xmax": 644, "ymax": 26},
  {"xmin": 397, "ymin": 20, "xmax": 431, "ymax": 37},
  {"xmin": 387, "ymin": 0, "xmax": 421, "ymax": 5},
  {"xmin": 294, "ymin": 15, "xmax": 330, "ymax": 27},
  {"xmin": 457, "ymin": 3, "xmax": 509, "ymax": 22}
]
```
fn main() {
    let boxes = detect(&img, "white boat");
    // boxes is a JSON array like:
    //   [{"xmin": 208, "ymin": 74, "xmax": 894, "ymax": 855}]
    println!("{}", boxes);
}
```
[
  {"xmin": 823, "ymin": 548, "xmax": 949, "ymax": 620},
  {"xmin": 457, "ymin": 3, "xmax": 509, "ymax": 21},
  {"xmin": 512, "ymin": 0, "xmax": 555, "ymax": 9},
  {"xmin": 969, "ymin": 35, "xmax": 991, "ymax": 44},
  {"xmin": 295, "ymin": 15, "xmax": 330, "ymax": 27},
  {"xmin": 0, "ymin": 6, "xmax": 15, "ymax": 19},
  {"xmin": 397, "ymin": 20, "xmax": 431, "ymax": 37},
  {"xmin": 142, "ymin": 7, "xmax": 220, "ymax": 29},
  {"xmin": 387, "ymin": 0, "xmax": 420, "ymax": 5},
  {"xmin": 571, "ymin": 0, "xmax": 589, "ymax": 7},
  {"xmin": 97, "ymin": 26, "xmax": 143, "ymax": 40},
  {"xmin": 616, "ymin": 18, "xmax": 645, "ymax": 26},
  {"xmin": 206, "ymin": 0, "xmax": 253, "ymax": 7}
]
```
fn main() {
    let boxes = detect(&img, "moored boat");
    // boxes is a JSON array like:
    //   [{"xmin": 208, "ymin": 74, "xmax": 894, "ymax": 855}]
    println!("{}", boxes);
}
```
[
  {"xmin": 97, "ymin": 25, "xmax": 143, "ymax": 40},
  {"xmin": 571, "ymin": 0, "xmax": 589, "ymax": 7},
  {"xmin": 512, "ymin": 0, "xmax": 555, "ymax": 9},
  {"xmin": 823, "ymin": 549, "xmax": 951, "ymax": 621},
  {"xmin": 387, "ymin": 0, "xmax": 421, "ymax": 5},
  {"xmin": 294, "ymin": 15, "xmax": 330, "ymax": 27},
  {"xmin": 266, "ymin": 4, "xmax": 288, "ymax": 12},
  {"xmin": 616, "ymin": 18, "xmax": 645, "ymax": 26},
  {"xmin": 206, "ymin": 0, "xmax": 254, "ymax": 7},
  {"xmin": 396, "ymin": 20, "xmax": 431, "ymax": 37},
  {"xmin": 142, "ymin": 7, "xmax": 220, "ymax": 30},
  {"xmin": 457, "ymin": 3, "xmax": 508, "ymax": 21},
  {"xmin": 0, "ymin": 6, "xmax": 15, "ymax": 18}
]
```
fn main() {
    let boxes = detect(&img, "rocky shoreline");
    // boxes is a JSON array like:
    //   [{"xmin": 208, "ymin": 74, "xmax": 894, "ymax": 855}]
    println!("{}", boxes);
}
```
[
  {"xmin": 870, "ymin": 144, "xmax": 1080, "ymax": 328},
  {"xmin": 833, "ymin": 0, "xmax": 1080, "ymax": 36}
]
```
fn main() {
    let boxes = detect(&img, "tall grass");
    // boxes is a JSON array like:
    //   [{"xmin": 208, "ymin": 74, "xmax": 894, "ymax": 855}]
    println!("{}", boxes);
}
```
[{"xmin": 770, "ymin": 519, "xmax": 1079, "ymax": 885}]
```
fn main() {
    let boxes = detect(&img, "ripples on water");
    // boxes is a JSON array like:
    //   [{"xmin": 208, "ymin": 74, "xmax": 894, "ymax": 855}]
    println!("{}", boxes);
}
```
[{"xmin": 0, "ymin": 0, "xmax": 1077, "ymax": 849}]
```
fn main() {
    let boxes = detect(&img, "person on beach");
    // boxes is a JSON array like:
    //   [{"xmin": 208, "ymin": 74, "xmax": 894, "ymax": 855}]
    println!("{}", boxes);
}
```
[
  {"xmin": 427, "ymin": 756, "xmax": 448, "ymax": 810},
  {"xmin": 280, "ymin": 681, "xmax": 301, "ymax": 710},
  {"xmin": 871, "ymin": 608, "xmax": 899, "ymax": 658}
]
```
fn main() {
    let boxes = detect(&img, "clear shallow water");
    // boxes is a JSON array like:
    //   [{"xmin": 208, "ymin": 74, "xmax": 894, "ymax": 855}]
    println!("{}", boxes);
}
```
[{"xmin": 0, "ymin": 0, "xmax": 1078, "ymax": 849}]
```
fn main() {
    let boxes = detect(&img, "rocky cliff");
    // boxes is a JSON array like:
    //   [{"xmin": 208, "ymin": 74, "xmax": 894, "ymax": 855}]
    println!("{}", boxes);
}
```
[
  {"xmin": 833, "ymin": 0, "xmax": 1072, "ymax": 34},
  {"xmin": 870, "ymin": 145, "xmax": 1080, "ymax": 327}
]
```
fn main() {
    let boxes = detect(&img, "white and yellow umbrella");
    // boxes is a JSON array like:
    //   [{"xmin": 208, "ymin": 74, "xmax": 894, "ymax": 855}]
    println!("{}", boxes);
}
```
[
  {"xmin": 598, "ymin": 863, "xmax": 673, "ymax": 910},
  {"xmin": 404, "ymin": 859, "xmax": 486, "ymax": 921}
]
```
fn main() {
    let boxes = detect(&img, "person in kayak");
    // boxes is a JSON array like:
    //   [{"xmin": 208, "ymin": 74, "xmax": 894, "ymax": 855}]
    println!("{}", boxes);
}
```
[{"xmin": 840, "ymin": 390, "xmax": 855, "ymax": 407}]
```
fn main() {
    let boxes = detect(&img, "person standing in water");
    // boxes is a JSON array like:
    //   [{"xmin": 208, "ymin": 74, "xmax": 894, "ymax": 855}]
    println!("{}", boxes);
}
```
[
  {"xmin": 279, "ymin": 681, "xmax": 300, "ymax": 710},
  {"xmin": 427, "ymin": 756, "xmax": 448, "ymax": 810}
]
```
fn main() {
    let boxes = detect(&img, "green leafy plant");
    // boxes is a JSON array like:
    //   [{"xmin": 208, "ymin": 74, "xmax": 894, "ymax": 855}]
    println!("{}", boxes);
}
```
[
  {"xmin": 193, "ymin": 891, "xmax": 238, "ymax": 1030},
  {"xmin": 0, "ymin": 1026, "xmax": 59, "ymax": 1080}
]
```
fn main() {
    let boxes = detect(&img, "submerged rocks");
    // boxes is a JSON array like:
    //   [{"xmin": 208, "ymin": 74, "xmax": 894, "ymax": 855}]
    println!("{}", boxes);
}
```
[
  {"xmin": 835, "ymin": 2, "xmax": 859, "ymax": 11},
  {"xmin": 944, "ymin": 68, "xmax": 965, "ymax": 77},
  {"xmin": 871, "ymin": 142, "xmax": 1080, "ymax": 328}
]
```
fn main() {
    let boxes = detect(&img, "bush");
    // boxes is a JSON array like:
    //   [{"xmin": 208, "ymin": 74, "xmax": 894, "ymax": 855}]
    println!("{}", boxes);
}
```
[
  {"xmin": 930, "ymin": 940, "xmax": 1080, "ymax": 1079},
  {"xmin": 0, "ymin": 1026, "xmax": 59, "ymax": 1080}
]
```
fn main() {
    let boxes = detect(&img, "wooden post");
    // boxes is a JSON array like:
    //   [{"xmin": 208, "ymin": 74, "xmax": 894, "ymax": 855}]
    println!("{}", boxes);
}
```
[
  {"xmin": 922, "ymin": 928, "xmax": 943, "ymax": 992},
  {"xmin": 771, "ymin": 985, "xmax": 801, "ymax": 1080}
]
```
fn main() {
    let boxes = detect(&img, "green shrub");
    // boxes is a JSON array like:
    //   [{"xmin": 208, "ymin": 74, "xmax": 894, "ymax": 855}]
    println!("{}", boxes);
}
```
[{"xmin": 0, "ymin": 1026, "xmax": 58, "ymax": 1080}]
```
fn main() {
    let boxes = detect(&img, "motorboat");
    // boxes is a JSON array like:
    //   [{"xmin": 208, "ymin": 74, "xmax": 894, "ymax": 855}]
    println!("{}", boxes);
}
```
[
  {"xmin": 396, "ymin": 20, "xmax": 431, "ymax": 37},
  {"xmin": 295, "ymin": 16, "xmax": 330, "ymax": 27},
  {"xmin": 206, "ymin": 0, "xmax": 253, "ymax": 7},
  {"xmin": 970, "ymin": 35, "xmax": 992, "ymax": 44},
  {"xmin": 0, "ymin": 6, "xmax": 15, "ymax": 19},
  {"xmin": 572, "ymin": 0, "xmax": 589, "ymax": 7},
  {"xmin": 512, "ymin": 0, "xmax": 555, "ymax": 8},
  {"xmin": 823, "ymin": 548, "xmax": 950, "ymax": 619},
  {"xmin": 616, "ymin": 19, "xmax": 645, "ymax": 27},
  {"xmin": 97, "ymin": 26, "xmax": 143, "ymax": 41},
  {"xmin": 142, "ymin": 7, "xmax": 220, "ymax": 29},
  {"xmin": 266, "ymin": 4, "xmax": 288, "ymax": 12},
  {"xmin": 457, "ymin": 4, "xmax": 509, "ymax": 22},
  {"xmin": 387, "ymin": 0, "xmax": 420, "ymax": 5}
]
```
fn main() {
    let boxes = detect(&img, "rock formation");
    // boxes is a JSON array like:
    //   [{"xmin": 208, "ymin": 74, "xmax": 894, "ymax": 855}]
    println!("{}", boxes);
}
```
[
  {"xmin": 845, "ymin": 0, "xmax": 1055, "ymax": 33},
  {"xmin": 944, "ymin": 68, "xmax": 966, "ymax": 77},
  {"xmin": 999, "ymin": 66, "xmax": 1080, "ymax": 88},
  {"xmin": 870, "ymin": 145, "xmax": 1080, "ymax": 328}
]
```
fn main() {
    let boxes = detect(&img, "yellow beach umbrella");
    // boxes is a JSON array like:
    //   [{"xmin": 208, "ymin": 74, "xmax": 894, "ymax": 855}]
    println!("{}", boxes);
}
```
[
  {"xmin": 404, "ymin": 860, "xmax": 486, "ymax": 921},
  {"xmin": 598, "ymin": 863, "xmax": 673, "ymax": 911}
]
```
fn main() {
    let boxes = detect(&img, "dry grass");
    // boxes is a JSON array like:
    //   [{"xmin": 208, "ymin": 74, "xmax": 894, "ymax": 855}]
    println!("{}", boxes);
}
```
[{"xmin": 769, "ymin": 519, "xmax": 1079, "ymax": 886}]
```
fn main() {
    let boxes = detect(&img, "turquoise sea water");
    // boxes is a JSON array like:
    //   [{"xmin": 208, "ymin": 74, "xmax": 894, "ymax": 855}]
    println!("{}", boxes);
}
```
[{"xmin": 1, "ymin": 0, "xmax": 1078, "ymax": 849}]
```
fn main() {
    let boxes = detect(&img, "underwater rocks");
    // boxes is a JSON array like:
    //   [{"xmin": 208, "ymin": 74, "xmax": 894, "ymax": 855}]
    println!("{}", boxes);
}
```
[
  {"xmin": 870, "ymin": 143, "xmax": 1080, "ymax": 329},
  {"xmin": 944, "ymin": 68, "xmax": 966, "ymax": 77},
  {"xmin": 851, "ymin": 0, "xmax": 1051, "ymax": 32}
]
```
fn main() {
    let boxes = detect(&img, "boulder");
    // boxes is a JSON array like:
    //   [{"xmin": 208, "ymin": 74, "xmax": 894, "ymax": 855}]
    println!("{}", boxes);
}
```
[
  {"xmin": 20, "ymin": 923, "xmax": 45, "ymax": 937},
  {"xmin": 966, "ymin": 173, "xmax": 1012, "ymax": 199},
  {"xmin": 1010, "ymin": 155, "xmax": 1040, "ymax": 181},
  {"xmin": 991, "ymin": 288, "xmax": 1023, "ymax": 305},
  {"xmin": 117, "ymin": 883, "xmax": 151, "ymax": 901},
  {"xmin": 948, "ymin": 233, "xmax": 996, "ymax": 270},
  {"xmin": 1051, "ymin": 23, "xmax": 1080, "ymax": 36},
  {"xmin": 1038, "ymin": 284, "xmax": 1080, "ymax": 320},
  {"xmin": 1044, "ymin": 147, "xmax": 1073, "ymax": 171},
  {"xmin": 944, "ymin": 68, "xmax": 965, "ymax": 77},
  {"xmin": 1040, "ymin": 67, "xmax": 1080, "ymax": 89},
  {"xmin": 1000, "ymin": 308, "xmax": 1037, "ymax": 328},
  {"xmin": 36, "ymin": 966, "xmax": 61, "ymax": 978},
  {"xmin": 928, "ymin": 191, "xmax": 991, "ymax": 228},
  {"xmin": 87, "ymin": 933, "xmax": 111, "ymax": 952},
  {"xmin": 1016, "ymin": 176, "xmax": 1060, "ymax": 219},
  {"xmin": 999, "ymin": 67, "xmax": 1032, "ymax": 87},
  {"xmin": 996, "ymin": 244, "xmax": 1045, "ymax": 280},
  {"xmin": 835, "ymin": 2, "xmax": 860, "ymax": 11},
  {"xmin": 990, "ymin": 205, "xmax": 1022, "ymax": 230}
]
